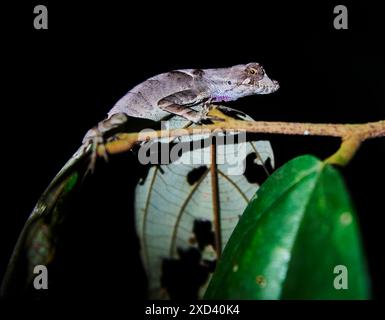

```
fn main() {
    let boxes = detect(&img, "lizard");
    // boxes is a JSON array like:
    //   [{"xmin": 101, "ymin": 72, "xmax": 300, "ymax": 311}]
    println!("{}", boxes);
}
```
[
  {"xmin": 82, "ymin": 62, "xmax": 280, "ymax": 170},
  {"xmin": 0, "ymin": 63, "xmax": 279, "ymax": 298}
]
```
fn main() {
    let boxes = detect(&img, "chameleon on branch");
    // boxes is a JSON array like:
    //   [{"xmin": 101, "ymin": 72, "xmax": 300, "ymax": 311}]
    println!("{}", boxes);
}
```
[
  {"xmin": 83, "ymin": 62, "xmax": 279, "ymax": 169},
  {"xmin": 0, "ymin": 63, "xmax": 279, "ymax": 298}
]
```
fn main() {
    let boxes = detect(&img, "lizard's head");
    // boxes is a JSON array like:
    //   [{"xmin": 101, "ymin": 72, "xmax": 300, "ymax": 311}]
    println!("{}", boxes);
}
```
[
  {"xmin": 235, "ymin": 62, "xmax": 279, "ymax": 95},
  {"xmin": 207, "ymin": 62, "xmax": 279, "ymax": 102}
]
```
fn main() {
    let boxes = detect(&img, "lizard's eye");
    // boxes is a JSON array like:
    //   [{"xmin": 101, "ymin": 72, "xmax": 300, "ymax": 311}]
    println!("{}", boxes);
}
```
[
  {"xmin": 248, "ymin": 67, "xmax": 265, "ymax": 76},
  {"xmin": 227, "ymin": 80, "xmax": 232, "ymax": 85}
]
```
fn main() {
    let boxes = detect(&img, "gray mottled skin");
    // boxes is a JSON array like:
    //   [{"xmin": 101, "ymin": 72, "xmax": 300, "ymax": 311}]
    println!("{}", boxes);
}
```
[
  {"xmin": 82, "ymin": 63, "xmax": 279, "ymax": 167},
  {"xmin": 107, "ymin": 62, "xmax": 279, "ymax": 123}
]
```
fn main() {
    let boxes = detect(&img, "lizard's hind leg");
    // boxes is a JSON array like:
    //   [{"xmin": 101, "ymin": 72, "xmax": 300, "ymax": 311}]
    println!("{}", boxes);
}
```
[
  {"xmin": 82, "ymin": 127, "xmax": 107, "ymax": 176},
  {"xmin": 82, "ymin": 113, "xmax": 128, "ymax": 175}
]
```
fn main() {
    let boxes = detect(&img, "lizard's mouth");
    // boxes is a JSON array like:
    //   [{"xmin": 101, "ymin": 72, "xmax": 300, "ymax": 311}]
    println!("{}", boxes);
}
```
[{"xmin": 254, "ymin": 77, "xmax": 280, "ymax": 94}]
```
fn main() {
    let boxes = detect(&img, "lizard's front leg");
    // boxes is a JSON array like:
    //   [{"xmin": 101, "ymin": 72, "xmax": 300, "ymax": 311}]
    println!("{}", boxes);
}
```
[
  {"xmin": 158, "ymin": 90, "xmax": 222, "ymax": 123},
  {"xmin": 159, "ymin": 102, "xmax": 204, "ymax": 123},
  {"xmin": 158, "ymin": 90, "xmax": 205, "ymax": 123}
]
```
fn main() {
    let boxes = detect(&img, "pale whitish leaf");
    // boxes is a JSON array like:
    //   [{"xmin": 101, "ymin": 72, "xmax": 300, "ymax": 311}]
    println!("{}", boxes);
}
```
[{"xmin": 135, "ymin": 109, "xmax": 274, "ymax": 298}]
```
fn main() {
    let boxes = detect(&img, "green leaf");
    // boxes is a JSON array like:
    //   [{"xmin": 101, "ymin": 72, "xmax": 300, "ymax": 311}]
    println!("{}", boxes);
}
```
[{"xmin": 204, "ymin": 155, "xmax": 370, "ymax": 300}]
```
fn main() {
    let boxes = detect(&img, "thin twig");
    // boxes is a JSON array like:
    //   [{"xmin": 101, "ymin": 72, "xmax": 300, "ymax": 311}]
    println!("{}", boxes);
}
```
[{"xmin": 98, "ymin": 107, "xmax": 385, "ymax": 166}]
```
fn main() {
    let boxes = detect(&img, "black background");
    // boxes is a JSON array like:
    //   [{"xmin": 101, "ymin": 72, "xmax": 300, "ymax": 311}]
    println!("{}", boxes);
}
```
[{"xmin": 1, "ymin": 0, "xmax": 384, "ymax": 310}]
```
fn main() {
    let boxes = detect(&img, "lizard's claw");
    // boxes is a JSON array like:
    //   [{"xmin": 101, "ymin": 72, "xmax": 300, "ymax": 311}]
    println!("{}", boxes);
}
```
[
  {"xmin": 185, "ymin": 108, "xmax": 224, "ymax": 124},
  {"xmin": 98, "ymin": 143, "xmax": 109, "ymax": 162},
  {"xmin": 200, "ymin": 103, "xmax": 225, "ymax": 122},
  {"xmin": 202, "ymin": 114, "xmax": 225, "ymax": 122},
  {"xmin": 82, "ymin": 113, "xmax": 128, "ymax": 177},
  {"xmin": 84, "ymin": 127, "xmax": 109, "ymax": 176}
]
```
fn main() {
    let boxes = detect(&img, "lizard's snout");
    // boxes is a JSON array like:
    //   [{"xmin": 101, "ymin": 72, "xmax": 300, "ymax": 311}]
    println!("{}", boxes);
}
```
[{"xmin": 255, "ymin": 76, "xmax": 280, "ymax": 94}]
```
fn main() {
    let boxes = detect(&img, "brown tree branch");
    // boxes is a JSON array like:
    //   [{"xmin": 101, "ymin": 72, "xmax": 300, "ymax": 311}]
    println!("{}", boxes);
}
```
[{"xmin": 98, "ymin": 107, "xmax": 385, "ymax": 166}]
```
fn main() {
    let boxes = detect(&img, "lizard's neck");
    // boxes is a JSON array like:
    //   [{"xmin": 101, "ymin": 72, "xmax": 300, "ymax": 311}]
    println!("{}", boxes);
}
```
[
  {"xmin": 211, "ymin": 95, "xmax": 233, "ymax": 102},
  {"xmin": 210, "ymin": 83, "xmax": 242, "ymax": 102},
  {"xmin": 207, "ymin": 80, "xmax": 237, "ymax": 102}
]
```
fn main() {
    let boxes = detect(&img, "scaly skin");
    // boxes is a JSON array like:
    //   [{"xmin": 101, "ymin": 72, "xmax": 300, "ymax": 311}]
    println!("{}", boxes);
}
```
[
  {"xmin": 108, "ymin": 62, "xmax": 279, "ymax": 122},
  {"xmin": 82, "ymin": 63, "xmax": 279, "ymax": 171}
]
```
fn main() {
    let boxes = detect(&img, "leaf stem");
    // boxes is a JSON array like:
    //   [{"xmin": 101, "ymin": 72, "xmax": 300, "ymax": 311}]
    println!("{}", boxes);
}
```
[
  {"xmin": 210, "ymin": 142, "xmax": 222, "ymax": 257},
  {"xmin": 324, "ymin": 136, "xmax": 363, "ymax": 166}
]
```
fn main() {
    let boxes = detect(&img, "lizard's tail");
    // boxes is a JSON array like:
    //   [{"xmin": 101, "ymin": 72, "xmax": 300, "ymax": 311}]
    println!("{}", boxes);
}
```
[{"xmin": 0, "ymin": 145, "xmax": 90, "ymax": 298}]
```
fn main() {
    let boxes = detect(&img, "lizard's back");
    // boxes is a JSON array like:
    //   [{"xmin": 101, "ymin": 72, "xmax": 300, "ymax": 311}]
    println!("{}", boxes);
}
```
[{"xmin": 108, "ymin": 70, "xmax": 196, "ymax": 121}]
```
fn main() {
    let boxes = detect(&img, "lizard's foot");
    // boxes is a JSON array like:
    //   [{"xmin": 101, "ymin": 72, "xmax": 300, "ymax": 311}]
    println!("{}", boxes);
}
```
[
  {"xmin": 215, "ymin": 105, "xmax": 247, "ymax": 118},
  {"xmin": 201, "ymin": 114, "xmax": 225, "ymax": 122},
  {"xmin": 82, "ymin": 113, "xmax": 128, "ymax": 176},
  {"xmin": 200, "ymin": 104, "xmax": 225, "ymax": 122},
  {"xmin": 181, "ymin": 107, "xmax": 224, "ymax": 123},
  {"xmin": 84, "ymin": 127, "xmax": 109, "ymax": 176}
]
